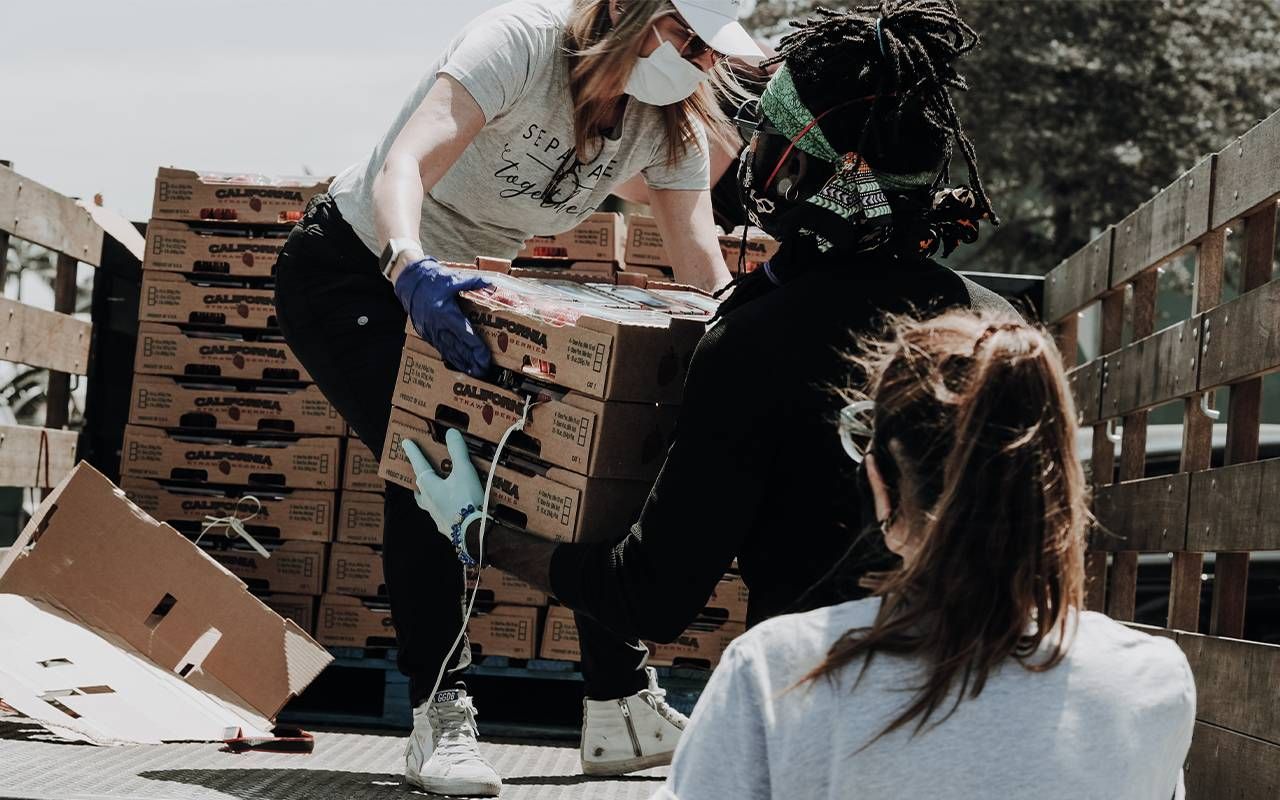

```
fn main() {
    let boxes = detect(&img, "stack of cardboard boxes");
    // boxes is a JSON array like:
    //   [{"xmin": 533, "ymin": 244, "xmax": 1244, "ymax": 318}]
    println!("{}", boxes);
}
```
[
  {"xmin": 121, "ymin": 168, "xmax": 333, "ymax": 635},
  {"xmin": 625, "ymin": 213, "xmax": 779, "ymax": 279},
  {"xmin": 366, "ymin": 240, "xmax": 749, "ymax": 668},
  {"xmin": 511, "ymin": 211, "xmax": 626, "ymax": 282},
  {"xmin": 313, "ymin": 437, "xmax": 396, "ymax": 649}
]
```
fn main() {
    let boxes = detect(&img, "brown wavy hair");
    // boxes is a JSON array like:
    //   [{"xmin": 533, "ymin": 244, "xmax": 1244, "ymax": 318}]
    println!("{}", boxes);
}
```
[
  {"xmin": 807, "ymin": 310, "xmax": 1089, "ymax": 743},
  {"xmin": 564, "ymin": 0, "xmax": 740, "ymax": 165}
]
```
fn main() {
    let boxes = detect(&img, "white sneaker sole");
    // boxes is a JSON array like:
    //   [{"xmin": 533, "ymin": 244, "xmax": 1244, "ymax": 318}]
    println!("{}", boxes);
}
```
[
  {"xmin": 581, "ymin": 749, "xmax": 675, "ymax": 776},
  {"xmin": 406, "ymin": 771, "xmax": 502, "ymax": 797}
]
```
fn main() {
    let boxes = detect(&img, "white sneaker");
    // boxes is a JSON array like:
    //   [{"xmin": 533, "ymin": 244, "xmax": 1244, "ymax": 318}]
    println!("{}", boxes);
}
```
[
  {"xmin": 580, "ymin": 667, "xmax": 688, "ymax": 776},
  {"xmin": 405, "ymin": 684, "xmax": 502, "ymax": 797}
]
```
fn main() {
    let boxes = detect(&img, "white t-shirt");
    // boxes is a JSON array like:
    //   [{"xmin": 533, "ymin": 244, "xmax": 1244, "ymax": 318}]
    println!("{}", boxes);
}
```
[
  {"xmin": 329, "ymin": 0, "xmax": 710, "ymax": 262},
  {"xmin": 656, "ymin": 598, "xmax": 1195, "ymax": 800}
]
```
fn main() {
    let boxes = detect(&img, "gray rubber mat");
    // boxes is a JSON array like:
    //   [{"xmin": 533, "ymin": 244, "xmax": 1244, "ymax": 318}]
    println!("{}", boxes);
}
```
[{"xmin": 0, "ymin": 716, "xmax": 668, "ymax": 800}]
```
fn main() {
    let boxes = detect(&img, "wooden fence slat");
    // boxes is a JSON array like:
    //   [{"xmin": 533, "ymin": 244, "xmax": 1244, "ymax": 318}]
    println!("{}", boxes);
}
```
[
  {"xmin": 0, "ymin": 165, "xmax": 103, "ymax": 266},
  {"xmin": 1067, "ymin": 360, "xmax": 1104, "ymax": 426},
  {"xmin": 1086, "ymin": 290, "xmax": 1127, "ymax": 613},
  {"xmin": 1186, "ymin": 722, "xmax": 1280, "ymax": 800},
  {"xmin": 1110, "ymin": 200, "xmax": 1155, "ymax": 288},
  {"xmin": 1167, "ymin": 227, "xmax": 1224, "ymax": 633},
  {"xmin": 1100, "ymin": 318, "xmax": 1200, "ymax": 418},
  {"xmin": 1094, "ymin": 474, "xmax": 1190, "ymax": 552},
  {"xmin": 1212, "ymin": 106, "xmax": 1280, "ymax": 228},
  {"xmin": 1043, "ymin": 228, "xmax": 1113, "ymax": 324},
  {"xmin": 0, "ymin": 425, "xmax": 77, "ymax": 488},
  {"xmin": 1186, "ymin": 461, "xmax": 1280, "ymax": 551},
  {"xmin": 1149, "ymin": 157, "xmax": 1214, "ymax": 268},
  {"xmin": 42, "ymin": 253, "xmax": 78, "ymax": 433},
  {"xmin": 1197, "ymin": 279, "xmax": 1280, "ymax": 390},
  {"xmin": 0, "ymin": 229, "xmax": 9, "ymax": 285},
  {"xmin": 0, "ymin": 297, "xmax": 91, "ymax": 374},
  {"xmin": 1211, "ymin": 553, "xmax": 1250, "ymax": 637},
  {"xmin": 1177, "ymin": 632, "xmax": 1280, "ymax": 746}
]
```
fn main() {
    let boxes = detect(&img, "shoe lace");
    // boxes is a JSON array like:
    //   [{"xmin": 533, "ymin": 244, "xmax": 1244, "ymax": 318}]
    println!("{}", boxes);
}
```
[
  {"xmin": 431, "ymin": 696, "xmax": 484, "ymax": 758},
  {"xmin": 639, "ymin": 685, "xmax": 688, "ymax": 730}
]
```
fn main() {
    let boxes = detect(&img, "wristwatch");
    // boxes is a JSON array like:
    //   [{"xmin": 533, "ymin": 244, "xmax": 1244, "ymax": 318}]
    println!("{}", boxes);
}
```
[{"xmin": 379, "ymin": 238, "xmax": 424, "ymax": 279}]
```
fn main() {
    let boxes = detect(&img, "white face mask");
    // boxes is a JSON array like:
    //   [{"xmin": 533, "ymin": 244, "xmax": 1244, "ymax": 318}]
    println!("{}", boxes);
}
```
[{"xmin": 624, "ymin": 29, "xmax": 710, "ymax": 106}]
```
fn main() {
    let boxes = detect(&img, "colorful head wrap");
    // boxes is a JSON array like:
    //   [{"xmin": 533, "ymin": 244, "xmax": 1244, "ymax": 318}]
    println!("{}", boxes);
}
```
[{"xmin": 756, "ymin": 64, "xmax": 936, "ymax": 231}]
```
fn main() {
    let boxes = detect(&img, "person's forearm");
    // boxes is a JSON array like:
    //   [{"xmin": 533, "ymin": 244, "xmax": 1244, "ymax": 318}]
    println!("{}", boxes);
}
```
[
  {"xmin": 649, "ymin": 188, "xmax": 732, "ymax": 292},
  {"xmin": 373, "ymin": 152, "xmax": 429, "ymax": 283},
  {"xmin": 467, "ymin": 520, "xmax": 557, "ymax": 594}
]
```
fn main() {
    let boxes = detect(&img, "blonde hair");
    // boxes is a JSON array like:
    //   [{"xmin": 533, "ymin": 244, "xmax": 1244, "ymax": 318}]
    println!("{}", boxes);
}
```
[{"xmin": 564, "ymin": 0, "xmax": 742, "ymax": 166}]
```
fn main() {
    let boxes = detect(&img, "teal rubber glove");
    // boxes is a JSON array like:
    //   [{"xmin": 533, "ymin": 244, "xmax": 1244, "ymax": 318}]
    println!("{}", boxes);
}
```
[{"xmin": 402, "ymin": 430, "xmax": 487, "ymax": 565}]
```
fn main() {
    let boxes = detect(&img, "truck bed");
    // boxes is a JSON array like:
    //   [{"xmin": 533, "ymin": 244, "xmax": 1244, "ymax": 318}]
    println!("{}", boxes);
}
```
[{"xmin": 0, "ymin": 714, "xmax": 668, "ymax": 800}]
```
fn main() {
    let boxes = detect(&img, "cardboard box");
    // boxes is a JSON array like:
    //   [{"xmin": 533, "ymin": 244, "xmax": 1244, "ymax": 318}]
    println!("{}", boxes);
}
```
[
  {"xmin": 719, "ymin": 228, "xmax": 780, "ymax": 275},
  {"xmin": 257, "ymin": 592, "xmax": 318, "ymax": 635},
  {"xmin": 705, "ymin": 574, "xmax": 749, "ymax": 623},
  {"xmin": 129, "ymin": 375, "xmax": 343, "ymax": 436},
  {"xmin": 381, "ymin": 409, "xmax": 650, "ymax": 543},
  {"xmin": 135, "ymin": 323, "xmax": 311, "ymax": 382},
  {"xmin": 337, "ymin": 491, "xmax": 384, "ymax": 546},
  {"xmin": 517, "ymin": 212, "xmax": 624, "ymax": 263},
  {"xmin": 0, "ymin": 463, "xmax": 331, "ymax": 744},
  {"xmin": 152, "ymin": 167, "xmax": 328, "ymax": 225},
  {"xmin": 467, "ymin": 605, "xmax": 539, "ymax": 660},
  {"xmin": 618, "ymin": 263, "xmax": 674, "ymax": 280},
  {"xmin": 393, "ymin": 341, "xmax": 677, "ymax": 479},
  {"xmin": 121, "ymin": 425, "xmax": 340, "ymax": 490},
  {"xmin": 647, "ymin": 620, "xmax": 745, "ymax": 669},
  {"xmin": 468, "ymin": 566, "xmax": 549, "ymax": 607},
  {"xmin": 326, "ymin": 543, "xmax": 385, "ymax": 598},
  {"xmin": 143, "ymin": 220, "xmax": 287, "ymax": 278},
  {"xmin": 315, "ymin": 594, "xmax": 396, "ymax": 648},
  {"xmin": 121, "ymin": 479, "xmax": 335, "ymax": 543},
  {"xmin": 624, "ymin": 214, "xmax": 671, "ymax": 268},
  {"xmin": 421, "ymin": 290, "xmax": 704, "ymax": 404},
  {"xmin": 198, "ymin": 539, "xmax": 327, "ymax": 596},
  {"xmin": 140, "ymin": 271, "xmax": 278, "ymax": 329},
  {"xmin": 539, "ymin": 604, "xmax": 581, "ymax": 662},
  {"xmin": 343, "ymin": 438, "xmax": 384, "ymax": 492},
  {"xmin": 509, "ymin": 262, "xmax": 618, "ymax": 282}
]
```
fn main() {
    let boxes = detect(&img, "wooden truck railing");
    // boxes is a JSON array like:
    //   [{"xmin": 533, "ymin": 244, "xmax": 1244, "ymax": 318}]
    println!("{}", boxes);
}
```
[
  {"xmin": 0, "ymin": 163, "xmax": 105, "ymax": 493},
  {"xmin": 1044, "ymin": 109, "xmax": 1280, "ymax": 798}
]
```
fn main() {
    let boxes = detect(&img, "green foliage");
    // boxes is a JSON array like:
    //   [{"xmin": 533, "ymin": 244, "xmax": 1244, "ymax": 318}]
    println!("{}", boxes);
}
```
[{"xmin": 745, "ymin": 0, "xmax": 1280, "ymax": 274}]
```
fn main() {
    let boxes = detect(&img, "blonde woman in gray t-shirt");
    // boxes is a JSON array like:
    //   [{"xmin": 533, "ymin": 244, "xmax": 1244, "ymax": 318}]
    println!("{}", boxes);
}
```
[
  {"xmin": 656, "ymin": 311, "xmax": 1197, "ymax": 800},
  {"xmin": 272, "ymin": 1, "xmax": 761, "ymax": 796}
]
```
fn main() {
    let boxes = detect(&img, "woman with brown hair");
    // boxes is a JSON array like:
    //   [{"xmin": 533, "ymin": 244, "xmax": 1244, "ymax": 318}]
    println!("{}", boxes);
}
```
[
  {"xmin": 653, "ymin": 311, "xmax": 1197, "ymax": 799},
  {"xmin": 272, "ymin": 1, "xmax": 761, "ymax": 794}
]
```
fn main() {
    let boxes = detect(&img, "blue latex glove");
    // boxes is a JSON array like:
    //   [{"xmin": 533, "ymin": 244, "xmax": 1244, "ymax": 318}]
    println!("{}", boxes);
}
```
[
  {"xmin": 394, "ymin": 258, "xmax": 493, "ymax": 378},
  {"xmin": 402, "ymin": 430, "xmax": 486, "ymax": 565}
]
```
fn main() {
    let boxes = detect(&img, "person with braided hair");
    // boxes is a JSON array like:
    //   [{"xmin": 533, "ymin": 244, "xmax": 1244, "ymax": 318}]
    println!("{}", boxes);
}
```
[{"xmin": 409, "ymin": 0, "xmax": 1020, "ymax": 765}]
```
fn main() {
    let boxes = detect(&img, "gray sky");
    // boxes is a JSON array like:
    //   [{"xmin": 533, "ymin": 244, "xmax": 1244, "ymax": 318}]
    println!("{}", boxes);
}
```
[{"xmin": 2, "ymin": 0, "xmax": 508, "ymax": 221}]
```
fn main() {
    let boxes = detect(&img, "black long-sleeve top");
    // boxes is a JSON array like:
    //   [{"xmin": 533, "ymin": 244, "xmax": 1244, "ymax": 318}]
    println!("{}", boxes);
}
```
[{"xmin": 549, "ymin": 256, "xmax": 1015, "ymax": 642}]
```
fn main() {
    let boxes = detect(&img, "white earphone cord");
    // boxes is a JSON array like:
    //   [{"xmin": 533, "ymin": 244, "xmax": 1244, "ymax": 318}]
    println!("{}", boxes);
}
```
[{"xmin": 425, "ymin": 395, "xmax": 538, "ymax": 705}]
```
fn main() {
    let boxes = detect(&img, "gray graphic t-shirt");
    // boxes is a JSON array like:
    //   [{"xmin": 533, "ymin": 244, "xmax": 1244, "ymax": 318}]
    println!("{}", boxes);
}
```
[{"xmin": 330, "ymin": 0, "xmax": 710, "ymax": 263}]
